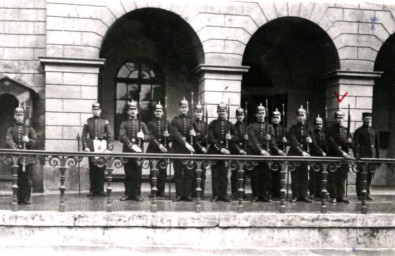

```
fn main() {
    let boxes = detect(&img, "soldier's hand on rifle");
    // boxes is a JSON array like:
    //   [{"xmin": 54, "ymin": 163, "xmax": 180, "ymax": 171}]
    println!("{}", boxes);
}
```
[
  {"xmin": 185, "ymin": 143, "xmax": 195, "ymax": 153},
  {"xmin": 342, "ymin": 152, "xmax": 351, "ymax": 159},
  {"xmin": 22, "ymin": 136, "xmax": 29, "ymax": 143},
  {"xmin": 163, "ymin": 130, "xmax": 169, "ymax": 137},
  {"xmin": 322, "ymin": 152, "xmax": 327, "ymax": 157},
  {"xmin": 84, "ymin": 147, "xmax": 90, "ymax": 152},
  {"xmin": 137, "ymin": 131, "xmax": 145, "ymax": 140},
  {"xmin": 225, "ymin": 133, "xmax": 231, "ymax": 140},
  {"xmin": 302, "ymin": 151, "xmax": 310, "ymax": 157},
  {"xmin": 260, "ymin": 149, "xmax": 270, "ymax": 156},
  {"xmin": 220, "ymin": 148, "xmax": 230, "ymax": 155},
  {"xmin": 104, "ymin": 149, "xmax": 112, "ymax": 153},
  {"xmin": 278, "ymin": 149, "xmax": 286, "ymax": 156},
  {"xmin": 131, "ymin": 144, "xmax": 142, "ymax": 153},
  {"xmin": 201, "ymin": 147, "xmax": 208, "ymax": 153},
  {"xmin": 239, "ymin": 149, "xmax": 247, "ymax": 155},
  {"xmin": 306, "ymin": 136, "xmax": 312, "ymax": 143},
  {"xmin": 189, "ymin": 129, "xmax": 196, "ymax": 137},
  {"xmin": 159, "ymin": 144, "xmax": 167, "ymax": 153},
  {"xmin": 282, "ymin": 137, "xmax": 288, "ymax": 143},
  {"xmin": 347, "ymin": 137, "xmax": 352, "ymax": 144},
  {"xmin": 265, "ymin": 134, "xmax": 271, "ymax": 141},
  {"xmin": 244, "ymin": 134, "xmax": 249, "ymax": 140}
]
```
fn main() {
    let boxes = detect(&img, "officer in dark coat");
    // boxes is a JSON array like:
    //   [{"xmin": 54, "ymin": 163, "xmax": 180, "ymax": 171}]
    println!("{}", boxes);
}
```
[
  {"xmin": 191, "ymin": 101, "xmax": 209, "ymax": 198},
  {"xmin": 81, "ymin": 102, "xmax": 114, "ymax": 197},
  {"xmin": 327, "ymin": 110, "xmax": 352, "ymax": 203},
  {"xmin": 146, "ymin": 101, "xmax": 170, "ymax": 197},
  {"xmin": 287, "ymin": 105, "xmax": 313, "ymax": 203},
  {"xmin": 230, "ymin": 107, "xmax": 248, "ymax": 199},
  {"xmin": 353, "ymin": 112, "xmax": 379, "ymax": 201},
  {"xmin": 169, "ymin": 97, "xmax": 196, "ymax": 202},
  {"xmin": 309, "ymin": 115, "xmax": 328, "ymax": 199},
  {"xmin": 208, "ymin": 102, "xmax": 239, "ymax": 202},
  {"xmin": 247, "ymin": 104, "xmax": 278, "ymax": 202},
  {"xmin": 119, "ymin": 100, "xmax": 150, "ymax": 201},
  {"xmin": 6, "ymin": 106, "xmax": 37, "ymax": 204},
  {"xmin": 270, "ymin": 108, "xmax": 287, "ymax": 198}
]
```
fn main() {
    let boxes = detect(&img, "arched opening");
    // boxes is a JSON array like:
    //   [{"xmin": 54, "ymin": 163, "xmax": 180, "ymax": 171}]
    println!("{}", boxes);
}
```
[
  {"xmin": 0, "ymin": 94, "xmax": 19, "ymax": 182},
  {"xmin": 242, "ymin": 17, "xmax": 340, "ymax": 125},
  {"xmin": 373, "ymin": 34, "xmax": 395, "ymax": 165},
  {"xmin": 99, "ymin": 8, "xmax": 204, "ymax": 141}
]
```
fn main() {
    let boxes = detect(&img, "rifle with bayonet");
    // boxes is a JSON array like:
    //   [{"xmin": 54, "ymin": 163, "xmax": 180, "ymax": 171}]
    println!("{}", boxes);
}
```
[
  {"xmin": 244, "ymin": 101, "xmax": 248, "ymax": 151},
  {"xmin": 205, "ymin": 101, "xmax": 209, "ymax": 148},
  {"xmin": 306, "ymin": 101, "xmax": 310, "ymax": 154},
  {"xmin": 281, "ymin": 103, "xmax": 287, "ymax": 152},
  {"xmin": 138, "ymin": 92, "xmax": 143, "ymax": 151},
  {"xmin": 265, "ymin": 99, "xmax": 270, "ymax": 152},
  {"xmin": 226, "ymin": 98, "xmax": 230, "ymax": 150},
  {"xmin": 190, "ymin": 92, "xmax": 195, "ymax": 153}
]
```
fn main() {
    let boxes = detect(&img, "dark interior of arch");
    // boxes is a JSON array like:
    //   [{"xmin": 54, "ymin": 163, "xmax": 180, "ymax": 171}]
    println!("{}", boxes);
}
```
[
  {"xmin": 374, "ymin": 34, "xmax": 395, "ymax": 72},
  {"xmin": 100, "ymin": 8, "xmax": 204, "ymax": 71},
  {"xmin": 242, "ymin": 17, "xmax": 340, "ymax": 89}
]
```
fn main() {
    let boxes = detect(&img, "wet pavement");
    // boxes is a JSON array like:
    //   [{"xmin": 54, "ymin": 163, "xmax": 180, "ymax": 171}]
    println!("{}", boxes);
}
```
[{"xmin": 0, "ymin": 183, "xmax": 393, "ymax": 213}]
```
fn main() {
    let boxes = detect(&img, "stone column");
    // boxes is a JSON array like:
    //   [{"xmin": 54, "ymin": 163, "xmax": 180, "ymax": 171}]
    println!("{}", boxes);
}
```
[
  {"xmin": 39, "ymin": 57, "xmax": 105, "ymax": 191},
  {"xmin": 194, "ymin": 64, "xmax": 250, "ymax": 196}
]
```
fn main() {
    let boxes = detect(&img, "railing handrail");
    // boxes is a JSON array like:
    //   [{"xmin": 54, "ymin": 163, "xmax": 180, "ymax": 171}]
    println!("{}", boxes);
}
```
[{"xmin": 0, "ymin": 149, "xmax": 393, "ymax": 163}]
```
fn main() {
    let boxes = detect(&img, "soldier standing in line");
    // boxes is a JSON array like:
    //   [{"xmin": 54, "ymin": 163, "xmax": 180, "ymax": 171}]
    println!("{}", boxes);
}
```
[
  {"xmin": 6, "ymin": 106, "xmax": 37, "ymax": 204},
  {"xmin": 270, "ymin": 108, "xmax": 287, "ymax": 199},
  {"xmin": 81, "ymin": 102, "xmax": 114, "ymax": 197},
  {"xmin": 208, "ymin": 102, "xmax": 239, "ymax": 202},
  {"xmin": 309, "ymin": 115, "xmax": 328, "ymax": 199},
  {"xmin": 119, "ymin": 100, "xmax": 150, "ymax": 201},
  {"xmin": 287, "ymin": 105, "xmax": 313, "ymax": 203},
  {"xmin": 191, "ymin": 101, "xmax": 209, "ymax": 198},
  {"xmin": 327, "ymin": 110, "xmax": 352, "ymax": 203},
  {"xmin": 146, "ymin": 102, "xmax": 170, "ymax": 198},
  {"xmin": 353, "ymin": 112, "xmax": 379, "ymax": 201},
  {"xmin": 247, "ymin": 103, "xmax": 277, "ymax": 202},
  {"xmin": 230, "ymin": 107, "xmax": 248, "ymax": 200},
  {"xmin": 169, "ymin": 97, "xmax": 195, "ymax": 202}
]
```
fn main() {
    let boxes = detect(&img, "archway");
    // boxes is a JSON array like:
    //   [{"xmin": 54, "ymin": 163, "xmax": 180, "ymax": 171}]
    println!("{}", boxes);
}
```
[
  {"xmin": 242, "ymin": 17, "xmax": 340, "ymax": 125},
  {"xmin": 99, "ymin": 7, "xmax": 204, "ymax": 141}
]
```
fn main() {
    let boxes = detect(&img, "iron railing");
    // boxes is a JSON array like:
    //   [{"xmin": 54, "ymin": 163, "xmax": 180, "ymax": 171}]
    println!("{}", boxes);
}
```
[{"xmin": 0, "ymin": 149, "xmax": 393, "ymax": 214}]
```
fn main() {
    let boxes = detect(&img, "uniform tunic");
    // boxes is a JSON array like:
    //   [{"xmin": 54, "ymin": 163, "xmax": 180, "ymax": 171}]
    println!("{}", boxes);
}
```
[
  {"xmin": 169, "ymin": 114, "xmax": 194, "ymax": 198},
  {"xmin": 208, "ymin": 118, "xmax": 239, "ymax": 199},
  {"xmin": 353, "ymin": 125, "xmax": 379, "ymax": 197},
  {"xmin": 309, "ymin": 129, "xmax": 328, "ymax": 198},
  {"xmin": 287, "ymin": 123, "xmax": 311, "ymax": 199},
  {"xmin": 327, "ymin": 123, "xmax": 352, "ymax": 199},
  {"xmin": 147, "ymin": 118, "xmax": 170, "ymax": 196},
  {"xmin": 81, "ymin": 116, "xmax": 114, "ymax": 195},
  {"xmin": 6, "ymin": 122, "xmax": 37, "ymax": 203},
  {"xmin": 119, "ymin": 118, "xmax": 150, "ymax": 199},
  {"xmin": 247, "ymin": 121, "xmax": 276, "ymax": 200}
]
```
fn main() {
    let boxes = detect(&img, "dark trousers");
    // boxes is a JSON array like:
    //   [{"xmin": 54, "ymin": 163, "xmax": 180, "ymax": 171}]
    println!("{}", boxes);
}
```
[
  {"xmin": 124, "ymin": 159, "xmax": 142, "ymax": 198},
  {"xmin": 88, "ymin": 160, "xmax": 105, "ymax": 194},
  {"xmin": 211, "ymin": 161, "xmax": 229, "ymax": 198},
  {"xmin": 328, "ymin": 163, "xmax": 348, "ymax": 199},
  {"xmin": 173, "ymin": 160, "xmax": 193, "ymax": 198},
  {"xmin": 251, "ymin": 162, "xmax": 270, "ymax": 199},
  {"xmin": 17, "ymin": 165, "xmax": 32, "ymax": 202},
  {"xmin": 309, "ymin": 168, "xmax": 322, "ymax": 198},
  {"xmin": 356, "ymin": 165, "xmax": 374, "ymax": 198},
  {"xmin": 192, "ymin": 165, "xmax": 206, "ymax": 197},
  {"xmin": 270, "ymin": 168, "xmax": 282, "ymax": 198},
  {"xmin": 291, "ymin": 163, "xmax": 309, "ymax": 199},
  {"xmin": 231, "ymin": 169, "xmax": 246, "ymax": 196},
  {"xmin": 149, "ymin": 160, "xmax": 168, "ymax": 195}
]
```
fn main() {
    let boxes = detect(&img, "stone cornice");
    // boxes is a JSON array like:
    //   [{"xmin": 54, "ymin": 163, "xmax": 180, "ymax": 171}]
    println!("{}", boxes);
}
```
[
  {"xmin": 319, "ymin": 70, "xmax": 383, "ymax": 81},
  {"xmin": 39, "ymin": 57, "xmax": 106, "ymax": 67},
  {"xmin": 194, "ymin": 64, "xmax": 250, "ymax": 74}
]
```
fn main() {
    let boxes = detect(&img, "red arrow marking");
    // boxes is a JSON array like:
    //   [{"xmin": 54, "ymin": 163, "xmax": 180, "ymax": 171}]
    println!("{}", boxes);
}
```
[{"xmin": 334, "ymin": 92, "xmax": 348, "ymax": 103}]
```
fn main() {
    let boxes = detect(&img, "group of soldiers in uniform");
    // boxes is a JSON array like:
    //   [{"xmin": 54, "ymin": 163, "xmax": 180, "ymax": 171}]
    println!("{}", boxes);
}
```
[{"xmin": 5, "ymin": 96, "xmax": 380, "ymax": 205}]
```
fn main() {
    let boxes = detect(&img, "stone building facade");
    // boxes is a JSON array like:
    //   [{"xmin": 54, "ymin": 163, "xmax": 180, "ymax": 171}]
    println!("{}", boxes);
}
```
[{"xmin": 0, "ymin": 0, "xmax": 394, "ymax": 191}]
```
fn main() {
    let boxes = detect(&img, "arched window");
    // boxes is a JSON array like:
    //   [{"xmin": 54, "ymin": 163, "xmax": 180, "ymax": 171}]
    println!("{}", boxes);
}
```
[{"xmin": 114, "ymin": 59, "xmax": 164, "ymax": 139}]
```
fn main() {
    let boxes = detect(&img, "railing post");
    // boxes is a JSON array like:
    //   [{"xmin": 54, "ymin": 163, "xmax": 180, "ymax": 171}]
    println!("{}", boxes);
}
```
[
  {"xmin": 59, "ymin": 166, "xmax": 66, "ymax": 212},
  {"xmin": 105, "ymin": 166, "xmax": 113, "ymax": 212},
  {"xmin": 237, "ymin": 161, "xmax": 245, "ymax": 213},
  {"xmin": 151, "ymin": 160, "xmax": 159, "ymax": 213},
  {"xmin": 279, "ymin": 161, "xmax": 288, "ymax": 213},
  {"xmin": 321, "ymin": 163, "xmax": 329, "ymax": 214},
  {"xmin": 195, "ymin": 161, "xmax": 204, "ymax": 213},
  {"xmin": 11, "ymin": 161, "xmax": 19, "ymax": 212},
  {"xmin": 360, "ymin": 162, "xmax": 368, "ymax": 214}
]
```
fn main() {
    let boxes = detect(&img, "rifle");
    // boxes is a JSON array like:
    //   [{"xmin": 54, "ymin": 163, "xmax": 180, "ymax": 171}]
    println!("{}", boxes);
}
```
[
  {"xmin": 21, "ymin": 102, "xmax": 30, "ymax": 172},
  {"xmin": 226, "ymin": 98, "xmax": 230, "ymax": 150},
  {"xmin": 205, "ymin": 101, "xmax": 209, "ymax": 147},
  {"xmin": 164, "ymin": 96, "xmax": 168, "ymax": 147},
  {"xmin": 138, "ymin": 92, "xmax": 143, "ymax": 151},
  {"xmin": 77, "ymin": 134, "xmax": 81, "ymax": 197},
  {"xmin": 346, "ymin": 104, "xmax": 352, "ymax": 197},
  {"xmin": 190, "ymin": 92, "xmax": 195, "ymax": 146},
  {"xmin": 306, "ymin": 101, "xmax": 310, "ymax": 154},
  {"xmin": 244, "ymin": 101, "xmax": 248, "ymax": 151},
  {"xmin": 281, "ymin": 103, "xmax": 286, "ymax": 152},
  {"xmin": 265, "ymin": 99, "xmax": 269, "ymax": 152}
]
